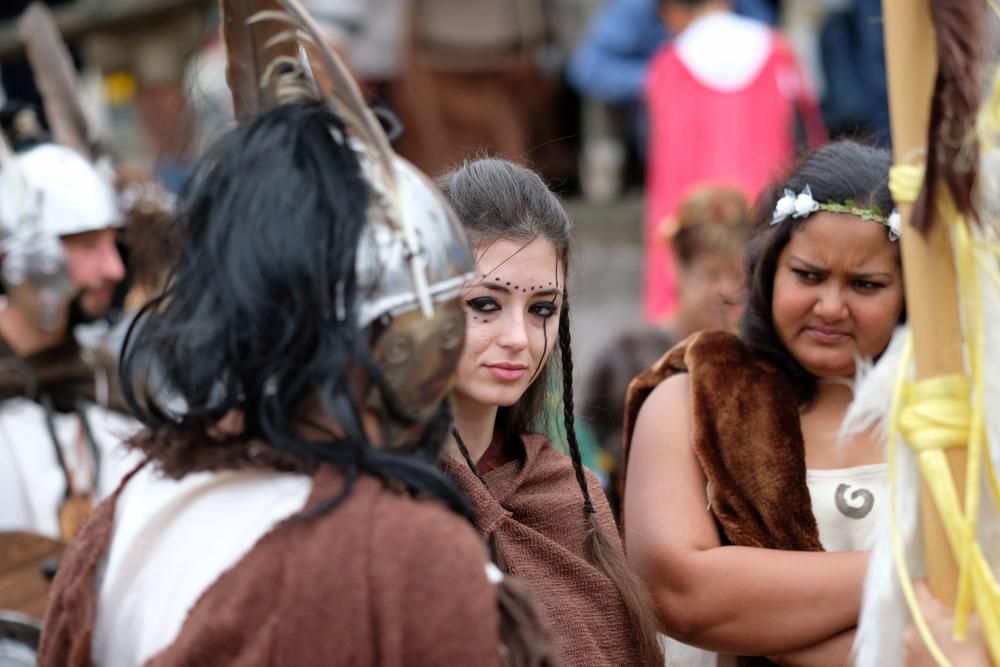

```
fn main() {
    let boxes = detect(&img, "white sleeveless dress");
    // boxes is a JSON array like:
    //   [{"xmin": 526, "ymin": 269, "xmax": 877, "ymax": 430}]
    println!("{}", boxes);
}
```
[{"xmin": 661, "ymin": 463, "xmax": 888, "ymax": 666}]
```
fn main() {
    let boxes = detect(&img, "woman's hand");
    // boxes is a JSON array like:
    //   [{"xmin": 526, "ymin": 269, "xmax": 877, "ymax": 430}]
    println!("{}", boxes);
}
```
[{"xmin": 903, "ymin": 581, "xmax": 990, "ymax": 667}]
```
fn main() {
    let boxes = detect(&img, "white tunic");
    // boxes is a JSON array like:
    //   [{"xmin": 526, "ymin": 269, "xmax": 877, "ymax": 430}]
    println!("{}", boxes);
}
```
[
  {"xmin": 806, "ymin": 464, "xmax": 887, "ymax": 552},
  {"xmin": 0, "ymin": 397, "xmax": 141, "ymax": 539},
  {"xmin": 91, "ymin": 465, "xmax": 311, "ymax": 666},
  {"xmin": 662, "ymin": 464, "xmax": 887, "ymax": 666}
]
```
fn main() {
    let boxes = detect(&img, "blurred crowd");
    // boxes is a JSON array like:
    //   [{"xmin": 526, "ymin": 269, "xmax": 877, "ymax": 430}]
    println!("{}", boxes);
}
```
[{"xmin": 0, "ymin": 0, "xmax": 888, "ymax": 189}]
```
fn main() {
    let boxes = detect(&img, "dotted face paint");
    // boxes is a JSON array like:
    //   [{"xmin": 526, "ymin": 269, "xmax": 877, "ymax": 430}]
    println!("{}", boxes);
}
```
[{"xmin": 456, "ymin": 238, "xmax": 566, "ymax": 410}]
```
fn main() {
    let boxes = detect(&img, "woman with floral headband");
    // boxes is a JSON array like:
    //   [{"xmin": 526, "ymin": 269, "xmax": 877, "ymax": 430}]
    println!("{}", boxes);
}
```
[{"xmin": 622, "ymin": 141, "xmax": 904, "ymax": 665}]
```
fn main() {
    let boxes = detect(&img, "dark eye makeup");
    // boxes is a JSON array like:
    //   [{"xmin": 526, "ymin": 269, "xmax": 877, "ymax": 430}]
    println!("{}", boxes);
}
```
[
  {"xmin": 465, "ymin": 295, "xmax": 560, "ymax": 320},
  {"xmin": 529, "ymin": 301, "xmax": 558, "ymax": 319},
  {"xmin": 466, "ymin": 296, "xmax": 500, "ymax": 313}
]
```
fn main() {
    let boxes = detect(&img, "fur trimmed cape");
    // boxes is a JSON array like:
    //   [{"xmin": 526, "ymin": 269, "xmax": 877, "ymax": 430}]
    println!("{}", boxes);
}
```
[
  {"xmin": 622, "ymin": 330, "xmax": 823, "ymax": 551},
  {"xmin": 622, "ymin": 331, "xmax": 825, "ymax": 665}
]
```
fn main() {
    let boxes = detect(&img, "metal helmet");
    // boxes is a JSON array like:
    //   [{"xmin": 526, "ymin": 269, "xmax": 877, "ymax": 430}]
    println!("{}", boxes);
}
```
[
  {"xmin": 3, "ymin": 3, "xmax": 123, "ymax": 331},
  {"xmin": 357, "ymin": 156, "xmax": 476, "ymax": 428},
  {"xmin": 0, "ymin": 142, "xmax": 122, "ymax": 330},
  {"xmin": 222, "ymin": 0, "xmax": 478, "ymax": 442}
]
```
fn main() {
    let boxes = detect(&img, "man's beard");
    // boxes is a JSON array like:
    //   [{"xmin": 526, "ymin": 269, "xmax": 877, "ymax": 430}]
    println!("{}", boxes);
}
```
[{"xmin": 67, "ymin": 290, "xmax": 119, "ymax": 328}]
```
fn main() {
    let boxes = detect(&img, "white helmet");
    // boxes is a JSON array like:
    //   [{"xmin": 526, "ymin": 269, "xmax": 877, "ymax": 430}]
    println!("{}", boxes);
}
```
[
  {"xmin": 0, "ymin": 143, "xmax": 120, "ymax": 240},
  {"xmin": 0, "ymin": 143, "xmax": 122, "ymax": 330}
]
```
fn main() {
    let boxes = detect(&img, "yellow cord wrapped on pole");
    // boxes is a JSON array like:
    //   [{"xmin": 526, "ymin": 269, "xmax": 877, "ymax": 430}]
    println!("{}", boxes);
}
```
[
  {"xmin": 882, "ymin": 0, "xmax": 969, "ymax": 615},
  {"xmin": 886, "ymin": 160, "xmax": 1000, "ymax": 666}
]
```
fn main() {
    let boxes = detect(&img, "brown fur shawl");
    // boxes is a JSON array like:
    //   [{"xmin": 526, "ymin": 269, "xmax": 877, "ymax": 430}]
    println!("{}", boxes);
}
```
[
  {"xmin": 622, "ymin": 329, "xmax": 823, "ymax": 552},
  {"xmin": 621, "ymin": 331, "xmax": 823, "ymax": 665}
]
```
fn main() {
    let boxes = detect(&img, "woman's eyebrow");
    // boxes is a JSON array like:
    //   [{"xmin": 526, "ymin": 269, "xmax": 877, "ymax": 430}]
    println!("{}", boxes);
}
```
[
  {"xmin": 790, "ymin": 256, "xmax": 895, "ymax": 280},
  {"xmin": 789, "ymin": 256, "xmax": 825, "ymax": 271},
  {"xmin": 477, "ymin": 283, "xmax": 562, "ymax": 297}
]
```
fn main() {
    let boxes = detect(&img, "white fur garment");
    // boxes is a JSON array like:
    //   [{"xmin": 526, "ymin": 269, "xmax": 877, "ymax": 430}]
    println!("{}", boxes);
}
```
[{"xmin": 848, "ymin": 232, "xmax": 1000, "ymax": 665}]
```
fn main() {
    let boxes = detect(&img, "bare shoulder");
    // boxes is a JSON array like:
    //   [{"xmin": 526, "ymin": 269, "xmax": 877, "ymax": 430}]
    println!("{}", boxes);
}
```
[{"xmin": 633, "ymin": 373, "xmax": 691, "ymax": 437}]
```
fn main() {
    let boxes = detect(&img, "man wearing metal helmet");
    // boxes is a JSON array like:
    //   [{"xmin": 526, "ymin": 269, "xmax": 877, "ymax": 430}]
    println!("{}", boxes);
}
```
[
  {"xmin": 39, "ymin": 1, "xmax": 555, "ymax": 665},
  {"xmin": 0, "ymin": 108, "xmax": 136, "ymax": 542}
]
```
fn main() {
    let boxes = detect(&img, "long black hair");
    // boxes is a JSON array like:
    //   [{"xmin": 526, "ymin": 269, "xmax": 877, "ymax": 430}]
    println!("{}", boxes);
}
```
[
  {"xmin": 120, "ymin": 102, "xmax": 469, "ymax": 519},
  {"xmin": 740, "ymin": 140, "xmax": 901, "ymax": 405},
  {"xmin": 437, "ymin": 157, "xmax": 664, "ymax": 665}
]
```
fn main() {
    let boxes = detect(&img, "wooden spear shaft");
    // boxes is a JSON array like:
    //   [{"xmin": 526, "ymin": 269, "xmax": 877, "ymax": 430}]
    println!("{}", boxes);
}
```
[{"xmin": 882, "ymin": 0, "xmax": 968, "ymax": 604}]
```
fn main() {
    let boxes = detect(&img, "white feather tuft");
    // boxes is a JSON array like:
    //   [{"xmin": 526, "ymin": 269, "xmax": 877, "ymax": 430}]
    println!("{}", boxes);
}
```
[
  {"xmin": 854, "ymin": 434, "xmax": 923, "ymax": 667},
  {"xmin": 848, "ymin": 325, "xmax": 919, "ymax": 666},
  {"xmin": 841, "ymin": 325, "xmax": 909, "ymax": 446}
]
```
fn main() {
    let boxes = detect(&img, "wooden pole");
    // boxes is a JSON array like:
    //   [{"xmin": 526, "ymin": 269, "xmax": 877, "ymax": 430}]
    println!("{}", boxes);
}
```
[{"xmin": 881, "ymin": 0, "xmax": 968, "ymax": 604}]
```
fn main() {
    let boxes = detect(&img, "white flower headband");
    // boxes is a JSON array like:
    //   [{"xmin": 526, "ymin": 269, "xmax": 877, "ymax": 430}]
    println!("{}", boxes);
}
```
[{"xmin": 770, "ymin": 185, "xmax": 901, "ymax": 241}]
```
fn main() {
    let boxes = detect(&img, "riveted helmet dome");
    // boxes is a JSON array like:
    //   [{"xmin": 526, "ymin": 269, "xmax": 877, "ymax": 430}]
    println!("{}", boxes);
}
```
[
  {"xmin": 356, "ymin": 156, "xmax": 475, "ymax": 328},
  {"xmin": 0, "ymin": 143, "xmax": 120, "ymax": 240}
]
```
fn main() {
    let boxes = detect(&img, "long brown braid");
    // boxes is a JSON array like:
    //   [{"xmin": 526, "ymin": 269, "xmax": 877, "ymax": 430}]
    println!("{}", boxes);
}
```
[{"xmin": 558, "ymin": 296, "xmax": 664, "ymax": 665}]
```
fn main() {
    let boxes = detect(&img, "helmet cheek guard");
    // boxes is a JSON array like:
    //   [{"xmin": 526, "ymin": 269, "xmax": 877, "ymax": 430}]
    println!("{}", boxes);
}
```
[
  {"xmin": 355, "ymin": 158, "xmax": 476, "ymax": 448},
  {"xmin": 1, "ymin": 232, "xmax": 74, "ymax": 332}
]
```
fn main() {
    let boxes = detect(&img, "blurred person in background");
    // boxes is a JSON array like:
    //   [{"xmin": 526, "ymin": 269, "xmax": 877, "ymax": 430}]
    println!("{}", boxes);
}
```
[
  {"xmin": 814, "ymin": 0, "xmax": 890, "ymax": 145},
  {"xmin": 83, "ymin": 3, "xmax": 206, "ymax": 190},
  {"xmin": 388, "ymin": 0, "xmax": 574, "ymax": 181},
  {"xmin": 582, "ymin": 184, "xmax": 749, "ymax": 514},
  {"xmin": 643, "ymin": 0, "xmax": 825, "ymax": 324},
  {"xmin": 780, "ymin": 0, "xmax": 890, "ymax": 146},
  {"xmin": 75, "ymin": 164, "xmax": 178, "ymax": 370},
  {"xmin": 188, "ymin": 0, "xmax": 581, "ymax": 181},
  {"xmin": 566, "ymin": 0, "xmax": 776, "ymax": 200},
  {"xmin": 0, "ymin": 104, "xmax": 137, "ymax": 542}
]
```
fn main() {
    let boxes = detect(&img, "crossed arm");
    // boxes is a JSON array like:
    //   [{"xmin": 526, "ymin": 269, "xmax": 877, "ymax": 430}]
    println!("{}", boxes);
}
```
[{"xmin": 623, "ymin": 374, "xmax": 866, "ymax": 661}]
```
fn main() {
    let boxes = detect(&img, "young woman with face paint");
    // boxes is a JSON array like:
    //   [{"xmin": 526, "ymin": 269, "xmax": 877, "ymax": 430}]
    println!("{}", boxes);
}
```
[
  {"xmin": 437, "ymin": 158, "xmax": 664, "ymax": 667},
  {"xmin": 622, "ymin": 141, "xmax": 905, "ymax": 665}
]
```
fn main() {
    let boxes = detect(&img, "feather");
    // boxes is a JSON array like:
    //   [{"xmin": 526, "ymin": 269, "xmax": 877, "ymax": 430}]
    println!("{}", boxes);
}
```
[
  {"xmin": 221, "ymin": 0, "xmax": 303, "ymax": 122},
  {"xmin": 226, "ymin": 0, "xmax": 436, "ymax": 317},
  {"xmin": 278, "ymin": 0, "xmax": 433, "ymax": 316},
  {"xmin": 854, "ymin": 423, "xmax": 923, "ymax": 667},
  {"xmin": 846, "ymin": 326, "xmax": 918, "ymax": 666},
  {"xmin": 276, "ymin": 0, "xmax": 396, "ymax": 188},
  {"xmin": 16, "ymin": 2, "xmax": 93, "ymax": 159},
  {"xmin": 842, "ymin": 327, "xmax": 909, "ymax": 445},
  {"xmin": 0, "ymin": 128, "xmax": 14, "ymax": 170}
]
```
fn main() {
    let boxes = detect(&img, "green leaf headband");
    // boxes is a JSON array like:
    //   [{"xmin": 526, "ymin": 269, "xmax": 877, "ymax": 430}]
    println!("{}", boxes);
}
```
[{"xmin": 770, "ymin": 185, "xmax": 901, "ymax": 241}]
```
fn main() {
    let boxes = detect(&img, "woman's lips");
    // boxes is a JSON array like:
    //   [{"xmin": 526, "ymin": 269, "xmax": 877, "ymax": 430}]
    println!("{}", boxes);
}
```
[
  {"xmin": 805, "ymin": 326, "xmax": 851, "ymax": 344},
  {"xmin": 485, "ymin": 363, "xmax": 527, "ymax": 381}
]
